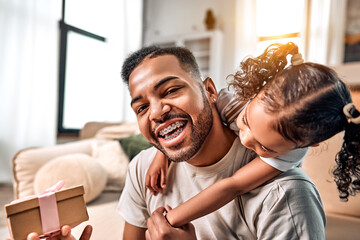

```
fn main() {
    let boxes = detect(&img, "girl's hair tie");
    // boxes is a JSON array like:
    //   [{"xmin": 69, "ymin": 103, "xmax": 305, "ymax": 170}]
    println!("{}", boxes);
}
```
[
  {"xmin": 343, "ymin": 103, "xmax": 360, "ymax": 124},
  {"xmin": 291, "ymin": 53, "xmax": 304, "ymax": 66}
]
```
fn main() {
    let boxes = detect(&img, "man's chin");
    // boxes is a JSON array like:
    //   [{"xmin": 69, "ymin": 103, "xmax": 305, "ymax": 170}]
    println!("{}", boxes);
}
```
[
  {"xmin": 162, "ymin": 147, "xmax": 199, "ymax": 163},
  {"xmin": 154, "ymin": 140, "xmax": 187, "ymax": 161}
]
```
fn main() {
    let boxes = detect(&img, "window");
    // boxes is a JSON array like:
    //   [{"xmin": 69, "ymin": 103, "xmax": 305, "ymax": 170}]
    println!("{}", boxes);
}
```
[
  {"xmin": 344, "ymin": 0, "xmax": 360, "ymax": 62},
  {"xmin": 58, "ymin": 0, "xmax": 126, "ymax": 134},
  {"xmin": 255, "ymin": 0, "xmax": 306, "ymax": 54}
]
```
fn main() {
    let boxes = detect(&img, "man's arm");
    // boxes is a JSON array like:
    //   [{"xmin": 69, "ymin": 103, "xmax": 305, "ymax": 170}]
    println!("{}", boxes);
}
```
[
  {"xmin": 146, "ymin": 207, "xmax": 197, "ymax": 240},
  {"xmin": 123, "ymin": 222, "xmax": 146, "ymax": 240}
]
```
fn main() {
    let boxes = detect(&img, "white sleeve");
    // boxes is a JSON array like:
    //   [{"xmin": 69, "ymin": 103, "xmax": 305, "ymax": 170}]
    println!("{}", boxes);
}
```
[
  {"xmin": 260, "ymin": 148, "xmax": 309, "ymax": 172},
  {"xmin": 217, "ymin": 88, "xmax": 248, "ymax": 125}
]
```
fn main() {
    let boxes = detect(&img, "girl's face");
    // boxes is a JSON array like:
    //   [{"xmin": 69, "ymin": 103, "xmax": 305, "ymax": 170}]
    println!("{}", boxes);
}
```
[{"xmin": 236, "ymin": 95, "xmax": 297, "ymax": 158}]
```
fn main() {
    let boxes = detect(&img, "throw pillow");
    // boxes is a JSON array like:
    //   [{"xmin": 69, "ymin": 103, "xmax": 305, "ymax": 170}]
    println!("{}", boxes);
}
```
[
  {"xmin": 118, "ymin": 134, "xmax": 152, "ymax": 160},
  {"xmin": 34, "ymin": 153, "xmax": 107, "ymax": 203},
  {"xmin": 91, "ymin": 140, "xmax": 130, "ymax": 191}
]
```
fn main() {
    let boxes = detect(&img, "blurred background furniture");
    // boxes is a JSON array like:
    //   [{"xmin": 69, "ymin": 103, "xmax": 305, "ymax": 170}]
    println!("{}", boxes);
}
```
[{"xmin": 5, "ymin": 122, "xmax": 140, "ymax": 240}]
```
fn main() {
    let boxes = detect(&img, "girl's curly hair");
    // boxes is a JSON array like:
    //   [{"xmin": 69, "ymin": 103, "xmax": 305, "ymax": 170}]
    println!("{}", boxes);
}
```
[
  {"xmin": 334, "ymin": 113, "xmax": 360, "ymax": 201},
  {"xmin": 227, "ymin": 42, "xmax": 298, "ymax": 101}
]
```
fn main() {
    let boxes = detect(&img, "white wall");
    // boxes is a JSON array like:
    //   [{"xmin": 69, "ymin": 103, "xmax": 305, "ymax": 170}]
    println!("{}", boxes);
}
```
[{"xmin": 143, "ymin": 0, "xmax": 238, "ymax": 90}]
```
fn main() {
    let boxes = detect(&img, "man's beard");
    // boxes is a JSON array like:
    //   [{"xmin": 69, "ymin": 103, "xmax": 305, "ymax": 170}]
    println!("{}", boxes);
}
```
[{"xmin": 151, "ymin": 97, "xmax": 213, "ymax": 162}]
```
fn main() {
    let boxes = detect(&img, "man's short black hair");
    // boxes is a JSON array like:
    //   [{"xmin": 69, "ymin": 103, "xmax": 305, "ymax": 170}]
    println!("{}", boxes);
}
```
[{"xmin": 121, "ymin": 45, "xmax": 201, "ymax": 85}]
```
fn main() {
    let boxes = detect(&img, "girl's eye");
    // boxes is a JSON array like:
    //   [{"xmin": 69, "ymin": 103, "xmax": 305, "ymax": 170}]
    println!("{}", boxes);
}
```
[
  {"xmin": 260, "ymin": 145, "xmax": 269, "ymax": 152},
  {"xmin": 241, "ymin": 115, "xmax": 247, "ymax": 126}
]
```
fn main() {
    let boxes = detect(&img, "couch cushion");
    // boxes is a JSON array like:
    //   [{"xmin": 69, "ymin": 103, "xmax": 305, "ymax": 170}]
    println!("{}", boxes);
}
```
[
  {"xmin": 302, "ymin": 132, "xmax": 360, "ymax": 217},
  {"xmin": 12, "ymin": 139, "xmax": 94, "ymax": 199},
  {"xmin": 34, "ymin": 153, "xmax": 107, "ymax": 203},
  {"xmin": 94, "ymin": 122, "xmax": 140, "ymax": 140},
  {"xmin": 325, "ymin": 212, "xmax": 360, "ymax": 240},
  {"xmin": 91, "ymin": 140, "xmax": 130, "ymax": 191}
]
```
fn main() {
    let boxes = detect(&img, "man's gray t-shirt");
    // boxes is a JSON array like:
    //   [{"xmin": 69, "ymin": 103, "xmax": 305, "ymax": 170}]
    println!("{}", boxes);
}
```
[{"xmin": 117, "ymin": 139, "xmax": 326, "ymax": 239}]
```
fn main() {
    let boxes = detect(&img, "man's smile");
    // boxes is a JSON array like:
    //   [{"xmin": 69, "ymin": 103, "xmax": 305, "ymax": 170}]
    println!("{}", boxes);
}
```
[
  {"xmin": 159, "ymin": 121, "xmax": 186, "ymax": 140},
  {"xmin": 156, "ymin": 120, "xmax": 188, "ymax": 148}
]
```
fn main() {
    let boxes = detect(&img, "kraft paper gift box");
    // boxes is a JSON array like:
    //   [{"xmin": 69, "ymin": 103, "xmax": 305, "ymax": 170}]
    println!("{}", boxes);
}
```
[{"xmin": 4, "ymin": 184, "xmax": 88, "ymax": 240}]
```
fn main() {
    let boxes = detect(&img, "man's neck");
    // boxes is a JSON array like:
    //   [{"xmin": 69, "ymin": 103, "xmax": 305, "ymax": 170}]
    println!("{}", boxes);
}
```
[{"xmin": 186, "ymin": 118, "xmax": 237, "ymax": 167}]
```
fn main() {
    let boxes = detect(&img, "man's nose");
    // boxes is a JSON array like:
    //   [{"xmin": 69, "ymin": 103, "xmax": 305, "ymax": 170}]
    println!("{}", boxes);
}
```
[{"xmin": 149, "ymin": 101, "xmax": 171, "ymax": 122}]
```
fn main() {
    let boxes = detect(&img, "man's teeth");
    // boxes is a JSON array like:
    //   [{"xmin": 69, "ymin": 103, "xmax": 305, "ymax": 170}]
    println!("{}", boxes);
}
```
[
  {"xmin": 164, "ymin": 129, "xmax": 182, "ymax": 140},
  {"xmin": 160, "ymin": 121, "xmax": 185, "ymax": 137}
]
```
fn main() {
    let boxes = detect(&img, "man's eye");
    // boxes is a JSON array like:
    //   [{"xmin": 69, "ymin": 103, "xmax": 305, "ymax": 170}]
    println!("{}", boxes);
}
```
[
  {"xmin": 136, "ymin": 105, "xmax": 148, "ymax": 114},
  {"xmin": 165, "ymin": 87, "xmax": 180, "ymax": 96}
]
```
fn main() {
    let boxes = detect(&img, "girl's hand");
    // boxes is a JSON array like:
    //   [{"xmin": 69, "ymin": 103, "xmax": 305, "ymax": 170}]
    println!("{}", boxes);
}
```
[{"xmin": 145, "ymin": 150, "xmax": 169, "ymax": 195}]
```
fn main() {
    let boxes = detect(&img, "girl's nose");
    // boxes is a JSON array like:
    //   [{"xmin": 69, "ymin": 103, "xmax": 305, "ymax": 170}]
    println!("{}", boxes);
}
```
[{"xmin": 240, "ymin": 129, "xmax": 255, "ymax": 151}]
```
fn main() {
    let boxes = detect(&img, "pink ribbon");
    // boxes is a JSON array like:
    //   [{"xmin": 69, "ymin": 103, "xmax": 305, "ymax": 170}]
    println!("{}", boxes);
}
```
[
  {"xmin": 38, "ymin": 180, "xmax": 64, "ymax": 236},
  {"xmin": 38, "ymin": 191, "xmax": 60, "ymax": 235},
  {"xmin": 11, "ymin": 180, "xmax": 65, "ymax": 237}
]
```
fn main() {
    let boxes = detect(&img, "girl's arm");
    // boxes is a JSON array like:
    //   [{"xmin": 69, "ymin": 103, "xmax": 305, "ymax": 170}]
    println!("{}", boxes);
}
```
[
  {"xmin": 145, "ymin": 150, "xmax": 169, "ymax": 195},
  {"xmin": 165, "ymin": 157, "xmax": 282, "ymax": 227}
]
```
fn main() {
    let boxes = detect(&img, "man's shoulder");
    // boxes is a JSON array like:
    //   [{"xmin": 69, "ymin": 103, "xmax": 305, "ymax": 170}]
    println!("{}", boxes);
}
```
[
  {"xmin": 246, "ymin": 168, "xmax": 318, "ymax": 199},
  {"xmin": 275, "ymin": 167, "xmax": 313, "ymax": 183},
  {"xmin": 243, "ymin": 167, "xmax": 323, "ymax": 213},
  {"xmin": 261, "ymin": 167, "xmax": 320, "ymax": 200}
]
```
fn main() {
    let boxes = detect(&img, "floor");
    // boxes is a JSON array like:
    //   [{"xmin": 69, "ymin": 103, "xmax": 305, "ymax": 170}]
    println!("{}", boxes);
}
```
[{"xmin": 0, "ymin": 183, "xmax": 13, "ymax": 239}]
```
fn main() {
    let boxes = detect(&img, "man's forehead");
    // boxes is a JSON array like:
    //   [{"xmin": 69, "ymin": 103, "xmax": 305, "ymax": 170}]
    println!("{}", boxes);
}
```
[
  {"xmin": 135, "ymin": 54, "xmax": 181, "ymax": 72},
  {"xmin": 129, "ymin": 55, "xmax": 192, "ymax": 86}
]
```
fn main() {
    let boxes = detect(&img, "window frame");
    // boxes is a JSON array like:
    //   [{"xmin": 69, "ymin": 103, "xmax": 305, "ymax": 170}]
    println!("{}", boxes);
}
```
[{"xmin": 57, "ymin": 0, "xmax": 106, "ymax": 135}]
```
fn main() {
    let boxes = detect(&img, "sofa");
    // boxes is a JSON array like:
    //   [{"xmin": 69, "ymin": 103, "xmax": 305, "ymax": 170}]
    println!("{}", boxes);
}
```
[{"xmin": 10, "ymin": 122, "xmax": 142, "ymax": 240}]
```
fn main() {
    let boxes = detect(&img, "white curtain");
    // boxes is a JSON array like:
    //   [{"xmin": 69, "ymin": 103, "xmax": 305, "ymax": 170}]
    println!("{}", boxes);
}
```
[
  {"xmin": 120, "ymin": 0, "xmax": 143, "ymax": 122},
  {"xmin": 305, "ymin": 0, "xmax": 347, "ymax": 65},
  {"xmin": 0, "ymin": 0, "xmax": 142, "ymax": 183},
  {"xmin": 0, "ymin": 0, "xmax": 61, "ymax": 183}
]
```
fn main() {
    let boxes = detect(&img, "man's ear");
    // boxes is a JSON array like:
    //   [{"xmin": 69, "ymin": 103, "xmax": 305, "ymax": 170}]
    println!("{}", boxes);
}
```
[{"xmin": 203, "ymin": 77, "xmax": 217, "ymax": 102}]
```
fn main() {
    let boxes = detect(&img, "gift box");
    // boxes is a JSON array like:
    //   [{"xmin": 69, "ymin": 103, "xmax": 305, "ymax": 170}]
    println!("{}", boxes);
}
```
[{"xmin": 5, "ymin": 184, "xmax": 89, "ymax": 240}]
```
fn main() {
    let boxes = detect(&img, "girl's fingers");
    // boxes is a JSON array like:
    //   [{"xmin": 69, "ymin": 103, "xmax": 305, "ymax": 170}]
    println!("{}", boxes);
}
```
[
  {"xmin": 161, "ymin": 169, "xmax": 167, "ymax": 189},
  {"xmin": 151, "ymin": 173, "xmax": 161, "ymax": 193}
]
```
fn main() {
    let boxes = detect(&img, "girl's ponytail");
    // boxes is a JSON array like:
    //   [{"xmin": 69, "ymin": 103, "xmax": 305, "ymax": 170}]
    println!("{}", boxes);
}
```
[
  {"xmin": 333, "ymin": 103, "xmax": 360, "ymax": 201},
  {"xmin": 228, "ymin": 42, "xmax": 299, "ymax": 101}
]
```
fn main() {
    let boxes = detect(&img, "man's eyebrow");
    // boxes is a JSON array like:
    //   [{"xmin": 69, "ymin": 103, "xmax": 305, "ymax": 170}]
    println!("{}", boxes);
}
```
[
  {"xmin": 245, "ymin": 105, "xmax": 277, "ymax": 153},
  {"xmin": 130, "ymin": 76, "xmax": 179, "ymax": 106},
  {"xmin": 154, "ymin": 76, "xmax": 178, "ymax": 91},
  {"xmin": 130, "ymin": 96, "xmax": 142, "ymax": 106}
]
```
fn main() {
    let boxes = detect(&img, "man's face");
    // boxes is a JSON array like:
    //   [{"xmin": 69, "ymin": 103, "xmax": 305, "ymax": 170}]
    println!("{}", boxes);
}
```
[{"xmin": 129, "ymin": 55, "xmax": 213, "ymax": 162}]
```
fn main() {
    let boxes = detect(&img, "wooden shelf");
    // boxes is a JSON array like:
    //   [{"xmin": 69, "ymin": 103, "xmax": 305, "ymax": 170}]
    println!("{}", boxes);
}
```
[
  {"xmin": 146, "ymin": 30, "xmax": 222, "ymax": 82},
  {"xmin": 345, "ymin": 33, "xmax": 360, "ymax": 45}
]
